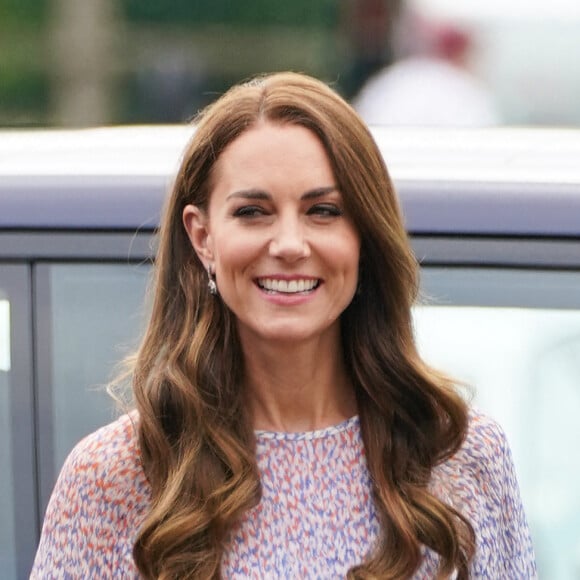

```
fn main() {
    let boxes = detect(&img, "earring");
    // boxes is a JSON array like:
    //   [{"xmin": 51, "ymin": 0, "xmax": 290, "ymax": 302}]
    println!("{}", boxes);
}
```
[{"xmin": 207, "ymin": 266, "xmax": 218, "ymax": 296}]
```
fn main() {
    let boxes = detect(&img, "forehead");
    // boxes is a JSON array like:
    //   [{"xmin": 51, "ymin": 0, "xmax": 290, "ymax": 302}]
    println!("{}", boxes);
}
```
[{"xmin": 212, "ymin": 122, "xmax": 334, "ymax": 182}]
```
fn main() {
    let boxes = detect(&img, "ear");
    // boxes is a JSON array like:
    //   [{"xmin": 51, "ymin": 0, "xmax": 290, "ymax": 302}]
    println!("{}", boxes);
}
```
[{"xmin": 183, "ymin": 204, "xmax": 214, "ymax": 268}]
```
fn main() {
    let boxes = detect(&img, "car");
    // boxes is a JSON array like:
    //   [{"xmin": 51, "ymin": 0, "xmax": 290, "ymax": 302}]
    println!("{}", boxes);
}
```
[{"xmin": 1, "ymin": 125, "xmax": 579, "ymax": 579}]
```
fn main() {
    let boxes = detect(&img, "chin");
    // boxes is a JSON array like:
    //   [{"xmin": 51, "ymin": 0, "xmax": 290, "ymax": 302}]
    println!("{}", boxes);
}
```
[{"xmin": 240, "ymin": 319, "xmax": 339, "ymax": 346}]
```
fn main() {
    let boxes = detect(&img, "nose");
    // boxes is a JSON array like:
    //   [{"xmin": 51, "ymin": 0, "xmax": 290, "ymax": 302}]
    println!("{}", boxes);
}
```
[{"xmin": 268, "ymin": 215, "xmax": 310, "ymax": 262}]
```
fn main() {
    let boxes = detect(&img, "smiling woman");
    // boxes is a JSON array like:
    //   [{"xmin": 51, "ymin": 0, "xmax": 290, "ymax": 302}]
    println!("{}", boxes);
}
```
[
  {"xmin": 182, "ymin": 123, "xmax": 360, "ymax": 354},
  {"xmin": 30, "ymin": 72, "xmax": 536, "ymax": 579}
]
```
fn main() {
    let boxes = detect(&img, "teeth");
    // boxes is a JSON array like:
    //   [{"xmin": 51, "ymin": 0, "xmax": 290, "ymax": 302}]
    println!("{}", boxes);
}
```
[{"xmin": 258, "ymin": 278, "xmax": 318, "ymax": 293}]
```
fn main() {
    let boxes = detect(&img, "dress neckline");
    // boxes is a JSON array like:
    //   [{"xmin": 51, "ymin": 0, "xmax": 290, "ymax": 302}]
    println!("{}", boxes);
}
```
[{"xmin": 254, "ymin": 415, "xmax": 359, "ymax": 441}]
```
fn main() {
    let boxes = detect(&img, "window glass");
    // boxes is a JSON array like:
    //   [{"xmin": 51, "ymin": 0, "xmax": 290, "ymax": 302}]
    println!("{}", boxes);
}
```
[
  {"xmin": 415, "ymin": 267, "xmax": 580, "ymax": 579},
  {"xmin": 0, "ymin": 264, "xmax": 34, "ymax": 580},
  {"xmin": 32, "ymin": 262, "xmax": 580, "ymax": 577},
  {"xmin": 0, "ymin": 296, "xmax": 16, "ymax": 579},
  {"xmin": 40, "ymin": 263, "xmax": 151, "ymax": 477}
]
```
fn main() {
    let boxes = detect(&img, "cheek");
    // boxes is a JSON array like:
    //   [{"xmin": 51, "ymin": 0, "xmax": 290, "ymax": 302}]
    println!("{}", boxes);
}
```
[
  {"xmin": 213, "ymin": 234, "xmax": 256, "ymax": 275},
  {"xmin": 324, "ymin": 239, "xmax": 360, "ymax": 296},
  {"xmin": 344, "ymin": 247, "xmax": 361, "ymax": 296},
  {"xmin": 338, "ymin": 232, "xmax": 361, "ymax": 277}
]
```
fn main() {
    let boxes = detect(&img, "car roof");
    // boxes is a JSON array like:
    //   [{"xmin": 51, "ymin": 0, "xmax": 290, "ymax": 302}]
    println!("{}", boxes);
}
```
[{"xmin": 1, "ymin": 125, "xmax": 579, "ymax": 236}]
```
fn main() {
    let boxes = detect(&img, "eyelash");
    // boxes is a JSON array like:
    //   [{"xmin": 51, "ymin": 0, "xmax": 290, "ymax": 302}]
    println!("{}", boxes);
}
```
[
  {"xmin": 232, "ymin": 203, "xmax": 343, "ymax": 219},
  {"xmin": 307, "ymin": 203, "xmax": 343, "ymax": 217},
  {"xmin": 233, "ymin": 205, "xmax": 266, "ymax": 218}
]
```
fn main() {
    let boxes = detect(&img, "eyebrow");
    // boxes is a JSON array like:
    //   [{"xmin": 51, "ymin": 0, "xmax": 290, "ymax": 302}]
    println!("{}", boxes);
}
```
[{"xmin": 225, "ymin": 186, "xmax": 339, "ymax": 201}]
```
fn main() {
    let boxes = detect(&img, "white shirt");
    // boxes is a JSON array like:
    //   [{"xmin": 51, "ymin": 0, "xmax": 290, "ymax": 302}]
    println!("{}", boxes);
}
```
[{"xmin": 353, "ymin": 56, "xmax": 500, "ymax": 127}]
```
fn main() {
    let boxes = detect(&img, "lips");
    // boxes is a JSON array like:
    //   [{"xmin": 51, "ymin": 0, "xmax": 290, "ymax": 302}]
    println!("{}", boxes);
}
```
[{"xmin": 257, "ymin": 277, "xmax": 321, "ymax": 294}]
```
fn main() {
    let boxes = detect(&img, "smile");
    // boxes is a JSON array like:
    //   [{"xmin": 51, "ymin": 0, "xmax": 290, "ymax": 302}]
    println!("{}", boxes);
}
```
[{"xmin": 257, "ymin": 278, "xmax": 320, "ymax": 294}]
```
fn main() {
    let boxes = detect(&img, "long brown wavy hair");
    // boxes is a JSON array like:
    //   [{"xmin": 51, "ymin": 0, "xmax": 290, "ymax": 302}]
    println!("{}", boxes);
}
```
[{"xmin": 131, "ymin": 72, "xmax": 475, "ymax": 579}]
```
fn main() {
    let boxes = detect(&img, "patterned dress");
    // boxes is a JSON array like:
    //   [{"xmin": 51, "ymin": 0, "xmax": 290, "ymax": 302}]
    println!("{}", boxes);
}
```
[{"xmin": 30, "ymin": 410, "xmax": 537, "ymax": 579}]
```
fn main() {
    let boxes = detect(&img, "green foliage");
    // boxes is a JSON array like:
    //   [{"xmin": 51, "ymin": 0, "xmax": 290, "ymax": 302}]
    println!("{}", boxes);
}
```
[
  {"xmin": 0, "ymin": 0, "xmax": 47, "ymax": 24},
  {"xmin": 0, "ymin": 69, "xmax": 49, "ymax": 126},
  {"xmin": 0, "ymin": 0, "xmax": 340, "ymax": 126},
  {"xmin": 122, "ymin": 0, "xmax": 336, "ymax": 28}
]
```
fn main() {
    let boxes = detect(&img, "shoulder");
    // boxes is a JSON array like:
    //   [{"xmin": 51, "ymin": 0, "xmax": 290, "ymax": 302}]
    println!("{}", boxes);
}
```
[
  {"xmin": 65, "ymin": 412, "xmax": 141, "ymax": 475},
  {"xmin": 62, "ymin": 412, "xmax": 150, "ymax": 506},
  {"xmin": 432, "ymin": 408, "xmax": 537, "ymax": 576},
  {"xmin": 459, "ymin": 408, "xmax": 510, "ymax": 467},
  {"xmin": 431, "ymin": 408, "xmax": 512, "ymax": 512},
  {"xmin": 454, "ymin": 408, "xmax": 531, "ymax": 511},
  {"xmin": 31, "ymin": 413, "xmax": 150, "ymax": 577},
  {"xmin": 50, "ymin": 411, "xmax": 150, "ymax": 510}
]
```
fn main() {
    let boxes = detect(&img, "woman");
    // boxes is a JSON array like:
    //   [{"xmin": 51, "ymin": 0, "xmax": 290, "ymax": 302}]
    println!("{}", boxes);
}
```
[{"xmin": 31, "ymin": 72, "xmax": 536, "ymax": 579}]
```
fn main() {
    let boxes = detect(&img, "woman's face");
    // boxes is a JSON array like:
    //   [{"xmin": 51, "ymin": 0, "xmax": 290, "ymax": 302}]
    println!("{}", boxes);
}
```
[{"xmin": 183, "ymin": 122, "xmax": 361, "ymax": 348}]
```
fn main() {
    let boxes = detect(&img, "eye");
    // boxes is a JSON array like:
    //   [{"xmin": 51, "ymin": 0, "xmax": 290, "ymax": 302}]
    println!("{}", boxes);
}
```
[
  {"xmin": 233, "ymin": 205, "xmax": 267, "ymax": 218},
  {"xmin": 307, "ymin": 203, "xmax": 343, "ymax": 217}
]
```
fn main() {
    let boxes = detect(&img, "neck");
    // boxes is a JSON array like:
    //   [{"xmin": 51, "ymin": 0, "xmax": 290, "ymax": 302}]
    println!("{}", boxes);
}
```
[{"xmin": 240, "ymin": 333, "xmax": 357, "ymax": 433}]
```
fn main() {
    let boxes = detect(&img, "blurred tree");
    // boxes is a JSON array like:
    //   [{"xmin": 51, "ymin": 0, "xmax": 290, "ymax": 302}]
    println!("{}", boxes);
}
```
[
  {"xmin": 0, "ymin": 0, "xmax": 364, "ymax": 126},
  {"xmin": 118, "ymin": 0, "xmax": 340, "ymax": 124},
  {"xmin": 48, "ymin": 0, "xmax": 123, "ymax": 126},
  {"xmin": 121, "ymin": 0, "xmax": 335, "ymax": 28},
  {"xmin": 0, "ymin": 0, "xmax": 49, "ymax": 125},
  {"xmin": 0, "ymin": 0, "xmax": 46, "ymax": 24}
]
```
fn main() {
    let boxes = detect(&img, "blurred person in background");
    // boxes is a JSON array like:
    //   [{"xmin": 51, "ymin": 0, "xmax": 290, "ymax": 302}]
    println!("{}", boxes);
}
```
[
  {"xmin": 31, "ymin": 72, "xmax": 532, "ymax": 579},
  {"xmin": 340, "ymin": 0, "xmax": 403, "ymax": 99},
  {"xmin": 353, "ymin": 7, "xmax": 500, "ymax": 126}
]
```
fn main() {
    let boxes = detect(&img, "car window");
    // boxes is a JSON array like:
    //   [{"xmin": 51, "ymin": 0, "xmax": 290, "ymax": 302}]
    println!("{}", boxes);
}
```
[
  {"xmin": 0, "ymin": 265, "xmax": 36, "ymax": 580},
  {"xmin": 35, "ymin": 263, "xmax": 152, "ymax": 511},
  {"xmin": 0, "ymin": 296, "xmax": 16, "ymax": 578},
  {"xmin": 416, "ymin": 267, "xmax": 580, "ymax": 579}
]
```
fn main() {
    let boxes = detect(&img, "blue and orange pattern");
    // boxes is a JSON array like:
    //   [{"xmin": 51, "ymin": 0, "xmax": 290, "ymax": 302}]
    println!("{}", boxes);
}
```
[{"xmin": 31, "ymin": 410, "xmax": 536, "ymax": 578}]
